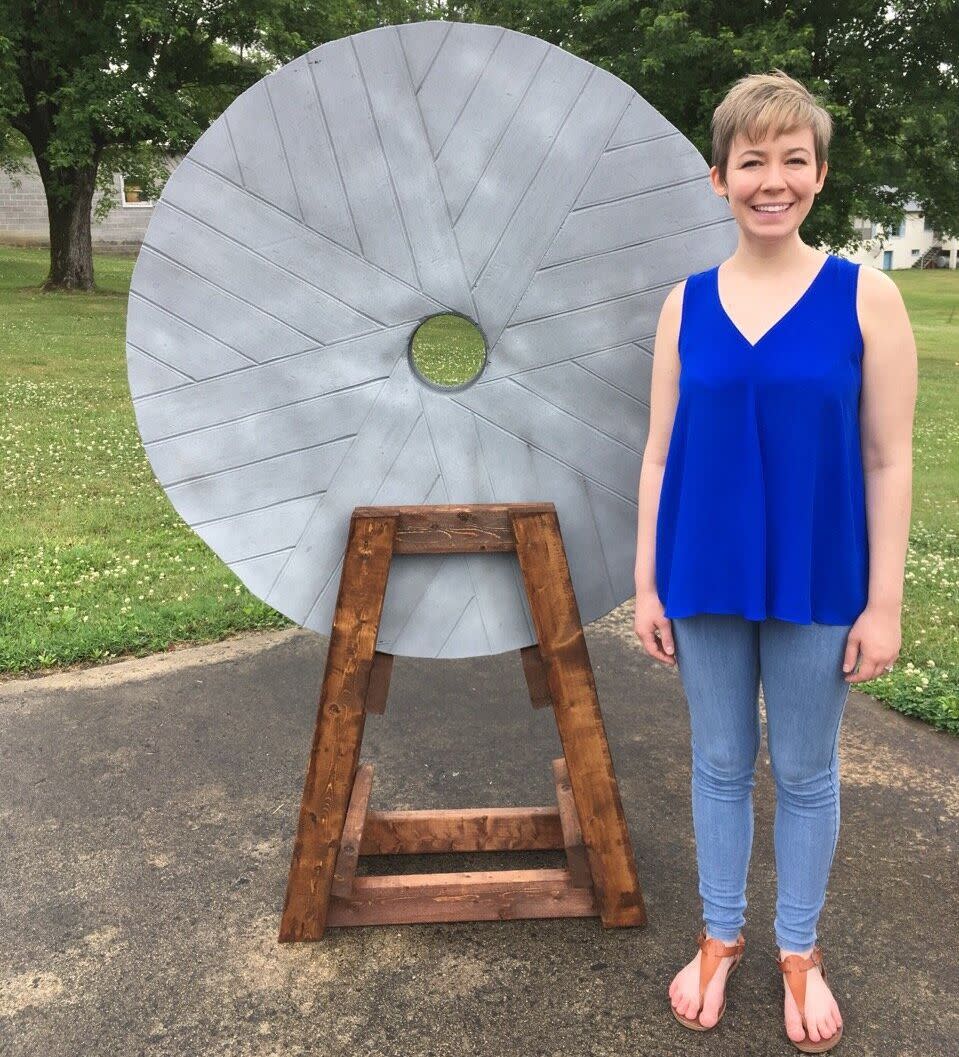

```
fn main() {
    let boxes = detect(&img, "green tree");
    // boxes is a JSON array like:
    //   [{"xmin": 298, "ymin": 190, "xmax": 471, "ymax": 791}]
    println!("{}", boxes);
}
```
[
  {"xmin": 0, "ymin": 1, "xmax": 426, "ymax": 290},
  {"xmin": 449, "ymin": 0, "xmax": 959, "ymax": 251},
  {"xmin": 3, "ymin": 1, "xmax": 955, "ymax": 289}
]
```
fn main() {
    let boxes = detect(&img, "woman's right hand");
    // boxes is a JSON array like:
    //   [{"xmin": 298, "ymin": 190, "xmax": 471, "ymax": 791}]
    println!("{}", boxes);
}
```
[{"xmin": 633, "ymin": 590, "xmax": 677, "ymax": 666}]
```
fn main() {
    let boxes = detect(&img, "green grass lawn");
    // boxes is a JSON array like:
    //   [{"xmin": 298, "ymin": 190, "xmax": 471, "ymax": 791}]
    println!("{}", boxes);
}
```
[
  {"xmin": 1, "ymin": 245, "xmax": 957, "ymax": 734},
  {"xmin": 410, "ymin": 312, "xmax": 487, "ymax": 387},
  {"xmin": 0, "ymin": 247, "xmax": 291, "ymax": 672}
]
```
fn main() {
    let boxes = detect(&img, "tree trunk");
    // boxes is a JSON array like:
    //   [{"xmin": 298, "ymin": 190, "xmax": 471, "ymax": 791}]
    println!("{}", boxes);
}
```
[{"xmin": 40, "ymin": 161, "xmax": 99, "ymax": 291}]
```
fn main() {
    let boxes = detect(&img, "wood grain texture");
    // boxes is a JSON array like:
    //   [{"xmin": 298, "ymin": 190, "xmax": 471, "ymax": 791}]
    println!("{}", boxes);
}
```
[
  {"xmin": 520, "ymin": 644, "xmax": 553, "ymax": 709},
  {"xmin": 281, "ymin": 502, "xmax": 644, "ymax": 936},
  {"xmin": 331, "ymin": 763, "xmax": 375, "ymax": 897},
  {"xmin": 354, "ymin": 502, "xmax": 552, "ymax": 553},
  {"xmin": 364, "ymin": 651, "xmax": 393, "ymax": 715},
  {"xmin": 551, "ymin": 757, "xmax": 591, "ymax": 888},
  {"xmin": 360, "ymin": 806, "xmax": 564, "ymax": 854},
  {"xmin": 278, "ymin": 513, "xmax": 397, "ymax": 942},
  {"xmin": 327, "ymin": 869, "xmax": 598, "ymax": 926},
  {"xmin": 510, "ymin": 508, "xmax": 647, "ymax": 927}
]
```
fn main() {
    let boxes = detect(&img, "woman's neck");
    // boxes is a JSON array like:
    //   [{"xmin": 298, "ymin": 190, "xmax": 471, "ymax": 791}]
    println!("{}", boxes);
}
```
[{"xmin": 728, "ymin": 233, "xmax": 822, "ymax": 276}]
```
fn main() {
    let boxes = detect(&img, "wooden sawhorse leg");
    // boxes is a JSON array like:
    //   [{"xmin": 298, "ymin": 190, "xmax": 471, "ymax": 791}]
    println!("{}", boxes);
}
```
[
  {"xmin": 511, "ymin": 508, "xmax": 646, "ymax": 928},
  {"xmin": 278, "ymin": 513, "xmax": 397, "ymax": 942}
]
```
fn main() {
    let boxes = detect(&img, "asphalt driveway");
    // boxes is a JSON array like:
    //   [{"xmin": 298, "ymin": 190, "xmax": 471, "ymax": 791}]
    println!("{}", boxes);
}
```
[{"xmin": 1, "ymin": 603, "xmax": 956, "ymax": 1056}]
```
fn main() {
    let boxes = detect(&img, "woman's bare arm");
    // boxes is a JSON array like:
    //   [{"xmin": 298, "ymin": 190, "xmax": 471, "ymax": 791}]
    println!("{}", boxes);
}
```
[
  {"xmin": 634, "ymin": 280, "xmax": 684, "ymax": 594},
  {"xmin": 633, "ymin": 280, "xmax": 684, "ymax": 664},
  {"xmin": 857, "ymin": 266, "xmax": 917, "ymax": 611},
  {"xmin": 840, "ymin": 265, "xmax": 917, "ymax": 685}
]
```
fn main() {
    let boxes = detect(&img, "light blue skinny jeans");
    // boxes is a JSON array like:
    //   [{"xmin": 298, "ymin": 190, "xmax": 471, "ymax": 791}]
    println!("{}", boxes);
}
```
[{"xmin": 670, "ymin": 613, "xmax": 853, "ymax": 951}]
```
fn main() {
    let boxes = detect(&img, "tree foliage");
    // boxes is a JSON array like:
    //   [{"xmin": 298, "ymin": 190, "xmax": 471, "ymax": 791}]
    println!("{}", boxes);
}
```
[
  {"xmin": 0, "ymin": 1, "xmax": 427, "ymax": 288},
  {"xmin": 0, "ymin": 1, "xmax": 955, "ymax": 289},
  {"xmin": 450, "ymin": 0, "xmax": 959, "ymax": 250}
]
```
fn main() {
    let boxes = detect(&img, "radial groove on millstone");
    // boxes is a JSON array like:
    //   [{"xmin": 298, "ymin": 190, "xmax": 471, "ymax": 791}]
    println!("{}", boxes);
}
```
[{"xmin": 126, "ymin": 20, "xmax": 736, "ymax": 658}]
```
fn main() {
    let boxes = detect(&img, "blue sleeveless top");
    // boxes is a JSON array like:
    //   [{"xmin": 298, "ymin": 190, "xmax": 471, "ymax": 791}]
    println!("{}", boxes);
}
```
[{"xmin": 655, "ymin": 253, "xmax": 869, "ymax": 625}]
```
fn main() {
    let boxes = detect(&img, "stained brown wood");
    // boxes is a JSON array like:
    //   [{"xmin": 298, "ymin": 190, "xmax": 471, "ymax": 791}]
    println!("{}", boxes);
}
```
[
  {"xmin": 551, "ymin": 757, "xmax": 591, "ymax": 889},
  {"xmin": 327, "ymin": 868, "xmax": 597, "ymax": 926},
  {"xmin": 278, "ymin": 513, "xmax": 397, "ymax": 942},
  {"xmin": 331, "ymin": 763, "xmax": 375, "ymax": 898},
  {"xmin": 520, "ymin": 644, "xmax": 553, "ymax": 709},
  {"xmin": 351, "ymin": 503, "xmax": 554, "ymax": 554},
  {"xmin": 280, "ymin": 502, "xmax": 646, "ymax": 938},
  {"xmin": 365, "ymin": 651, "xmax": 393, "ymax": 715},
  {"xmin": 360, "ymin": 807, "xmax": 564, "ymax": 854},
  {"xmin": 510, "ymin": 508, "xmax": 647, "ymax": 928}
]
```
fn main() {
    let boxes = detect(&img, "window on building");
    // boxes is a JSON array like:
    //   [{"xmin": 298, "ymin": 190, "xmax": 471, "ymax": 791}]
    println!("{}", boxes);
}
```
[
  {"xmin": 923, "ymin": 214, "xmax": 933, "ymax": 231},
  {"xmin": 895, "ymin": 220, "xmax": 905, "ymax": 238},
  {"xmin": 119, "ymin": 175, "xmax": 153, "ymax": 208},
  {"xmin": 911, "ymin": 248, "xmax": 920, "ymax": 257}
]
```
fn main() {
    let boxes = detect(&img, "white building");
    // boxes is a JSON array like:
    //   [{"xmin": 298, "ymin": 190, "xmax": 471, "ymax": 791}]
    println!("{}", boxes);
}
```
[{"xmin": 843, "ymin": 197, "xmax": 958, "ymax": 270}]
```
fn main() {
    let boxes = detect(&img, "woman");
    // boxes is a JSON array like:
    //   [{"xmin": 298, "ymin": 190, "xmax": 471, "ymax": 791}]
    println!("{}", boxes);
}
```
[{"xmin": 633, "ymin": 70, "xmax": 917, "ymax": 1053}]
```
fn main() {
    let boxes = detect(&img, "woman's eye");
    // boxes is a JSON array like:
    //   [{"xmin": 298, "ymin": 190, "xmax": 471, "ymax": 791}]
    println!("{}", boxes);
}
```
[{"xmin": 742, "ymin": 158, "xmax": 807, "ymax": 167}]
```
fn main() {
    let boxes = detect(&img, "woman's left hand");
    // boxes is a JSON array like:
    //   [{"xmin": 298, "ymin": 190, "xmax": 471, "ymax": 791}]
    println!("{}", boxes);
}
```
[{"xmin": 842, "ymin": 603, "xmax": 902, "ymax": 683}]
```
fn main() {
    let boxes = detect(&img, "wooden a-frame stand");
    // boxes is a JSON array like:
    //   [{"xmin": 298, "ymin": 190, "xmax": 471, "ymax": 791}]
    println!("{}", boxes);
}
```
[{"xmin": 278, "ymin": 503, "xmax": 647, "ymax": 941}]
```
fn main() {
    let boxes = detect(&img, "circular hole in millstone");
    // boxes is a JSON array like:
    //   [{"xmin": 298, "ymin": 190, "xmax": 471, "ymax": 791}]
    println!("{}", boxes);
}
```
[{"xmin": 408, "ymin": 313, "xmax": 487, "ymax": 391}]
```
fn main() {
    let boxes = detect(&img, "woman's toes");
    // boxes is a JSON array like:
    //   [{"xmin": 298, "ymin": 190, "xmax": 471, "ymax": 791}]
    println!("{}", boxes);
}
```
[
  {"xmin": 784, "ymin": 1006, "xmax": 806, "ymax": 1043},
  {"xmin": 697, "ymin": 987, "xmax": 722, "ymax": 1027},
  {"xmin": 786, "ymin": 1021, "xmax": 807, "ymax": 1043},
  {"xmin": 697, "ymin": 1005, "xmax": 719, "ymax": 1029}
]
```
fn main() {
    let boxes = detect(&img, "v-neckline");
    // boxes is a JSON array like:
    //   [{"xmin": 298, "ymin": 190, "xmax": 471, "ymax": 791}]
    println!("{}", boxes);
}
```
[{"xmin": 715, "ymin": 254, "xmax": 833, "ymax": 350}]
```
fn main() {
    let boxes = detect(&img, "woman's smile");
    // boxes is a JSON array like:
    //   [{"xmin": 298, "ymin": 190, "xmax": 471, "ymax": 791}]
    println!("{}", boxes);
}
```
[{"xmin": 751, "ymin": 201, "xmax": 794, "ymax": 215}]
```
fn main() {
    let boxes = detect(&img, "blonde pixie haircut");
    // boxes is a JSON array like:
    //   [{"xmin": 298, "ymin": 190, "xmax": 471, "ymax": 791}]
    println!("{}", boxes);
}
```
[{"xmin": 711, "ymin": 69, "xmax": 833, "ymax": 186}]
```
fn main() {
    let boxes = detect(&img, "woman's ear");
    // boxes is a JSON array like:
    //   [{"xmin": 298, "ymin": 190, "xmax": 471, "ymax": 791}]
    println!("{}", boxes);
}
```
[
  {"xmin": 816, "ymin": 160, "xmax": 828, "ymax": 193},
  {"xmin": 709, "ymin": 165, "xmax": 728, "ymax": 199}
]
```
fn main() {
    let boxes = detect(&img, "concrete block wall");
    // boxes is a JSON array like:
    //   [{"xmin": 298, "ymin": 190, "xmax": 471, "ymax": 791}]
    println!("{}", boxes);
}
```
[
  {"xmin": 0, "ymin": 158, "xmax": 159, "ymax": 251},
  {"xmin": 0, "ymin": 162, "xmax": 49, "ymax": 244}
]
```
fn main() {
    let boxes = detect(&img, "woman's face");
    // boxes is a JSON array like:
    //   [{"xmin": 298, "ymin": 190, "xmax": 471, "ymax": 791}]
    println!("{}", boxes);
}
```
[{"xmin": 710, "ymin": 125, "xmax": 827, "ymax": 239}]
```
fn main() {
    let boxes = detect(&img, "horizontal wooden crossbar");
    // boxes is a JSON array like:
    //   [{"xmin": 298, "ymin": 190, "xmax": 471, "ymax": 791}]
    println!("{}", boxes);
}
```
[
  {"xmin": 360, "ymin": 807, "xmax": 565, "ymax": 854},
  {"xmin": 350, "ymin": 503, "xmax": 555, "ymax": 554},
  {"xmin": 327, "ymin": 868, "xmax": 598, "ymax": 926}
]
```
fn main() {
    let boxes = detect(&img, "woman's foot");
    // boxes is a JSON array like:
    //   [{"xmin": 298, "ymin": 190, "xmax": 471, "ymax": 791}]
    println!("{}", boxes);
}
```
[
  {"xmin": 669, "ymin": 930, "xmax": 744, "ymax": 1028},
  {"xmin": 779, "ymin": 944, "xmax": 843, "ymax": 1046}
]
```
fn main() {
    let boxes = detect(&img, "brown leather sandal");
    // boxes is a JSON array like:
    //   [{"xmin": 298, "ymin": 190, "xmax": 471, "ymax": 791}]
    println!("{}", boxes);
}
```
[
  {"xmin": 776, "ymin": 945, "xmax": 844, "ymax": 1053},
  {"xmin": 671, "ymin": 927, "xmax": 745, "ymax": 1031}
]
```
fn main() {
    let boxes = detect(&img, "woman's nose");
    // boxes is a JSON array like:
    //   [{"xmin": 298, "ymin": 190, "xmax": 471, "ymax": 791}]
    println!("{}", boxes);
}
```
[{"xmin": 761, "ymin": 169, "xmax": 787, "ymax": 189}]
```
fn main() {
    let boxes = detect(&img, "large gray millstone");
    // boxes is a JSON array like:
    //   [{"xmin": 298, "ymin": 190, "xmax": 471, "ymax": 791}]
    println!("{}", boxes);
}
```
[{"xmin": 125, "ymin": 20, "xmax": 736, "ymax": 658}]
